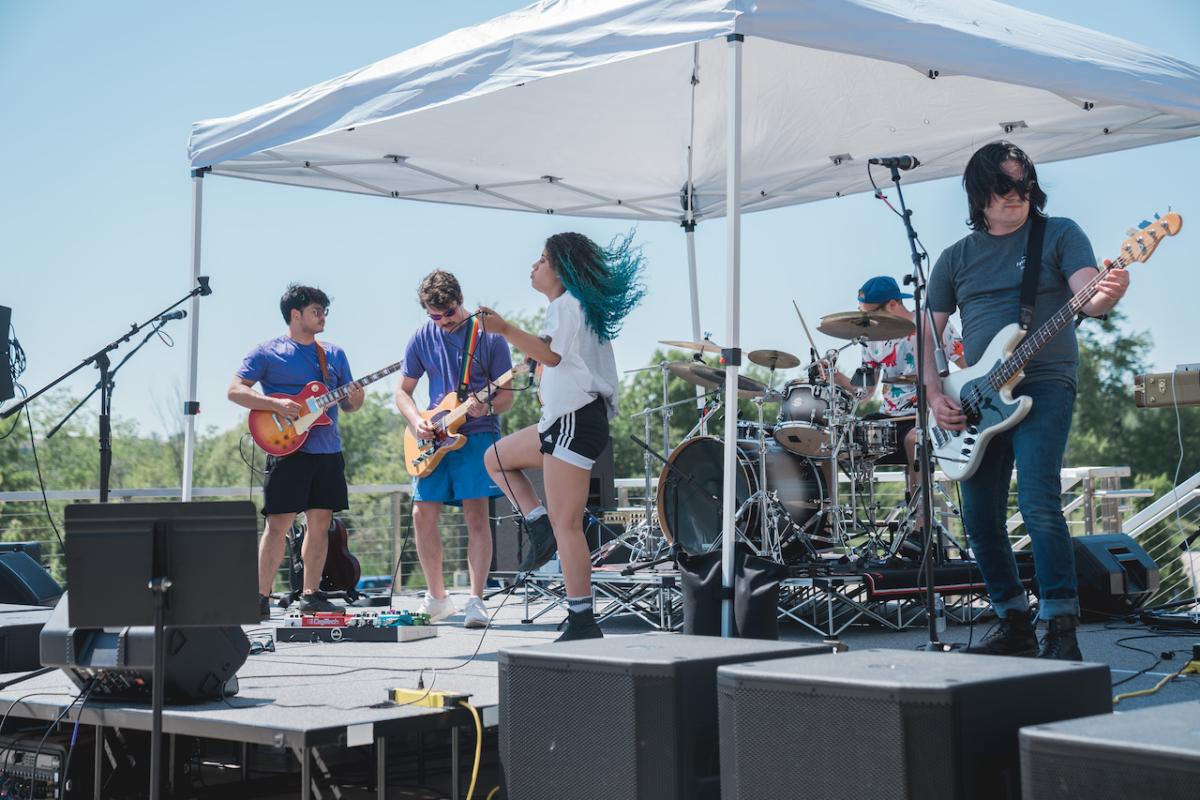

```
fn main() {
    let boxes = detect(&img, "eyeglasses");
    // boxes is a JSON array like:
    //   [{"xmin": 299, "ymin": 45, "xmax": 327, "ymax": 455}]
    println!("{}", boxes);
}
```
[
  {"xmin": 306, "ymin": 306, "xmax": 329, "ymax": 317},
  {"xmin": 993, "ymin": 173, "xmax": 1035, "ymax": 200},
  {"xmin": 427, "ymin": 306, "xmax": 459, "ymax": 321}
]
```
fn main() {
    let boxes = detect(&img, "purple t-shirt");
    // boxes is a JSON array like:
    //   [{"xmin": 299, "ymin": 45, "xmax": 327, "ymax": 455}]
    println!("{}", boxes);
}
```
[
  {"xmin": 237, "ymin": 336, "xmax": 353, "ymax": 454},
  {"xmin": 402, "ymin": 320, "xmax": 512, "ymax": 436}
]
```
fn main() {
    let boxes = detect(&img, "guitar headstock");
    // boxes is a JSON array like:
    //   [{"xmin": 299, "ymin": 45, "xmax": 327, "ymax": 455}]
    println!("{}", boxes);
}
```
[{"xmin": 1119, "ymin": 212, "xmax": 1183, "ymax": 264}]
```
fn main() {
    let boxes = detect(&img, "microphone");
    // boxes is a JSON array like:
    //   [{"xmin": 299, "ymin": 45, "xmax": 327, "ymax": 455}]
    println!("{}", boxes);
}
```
[
  {"xmin": 868, "ymin": 155, "xmax": 921, "ymax": 170},
  {"xmin": 158, "ymin": 310, "xmax": 187, "ymax": 322}
]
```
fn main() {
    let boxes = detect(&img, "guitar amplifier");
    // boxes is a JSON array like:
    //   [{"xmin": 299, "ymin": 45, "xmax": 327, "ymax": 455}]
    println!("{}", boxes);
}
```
[{"xmin": 1134, "ymin": 366, "xmax": 1200, "ymax": 408}]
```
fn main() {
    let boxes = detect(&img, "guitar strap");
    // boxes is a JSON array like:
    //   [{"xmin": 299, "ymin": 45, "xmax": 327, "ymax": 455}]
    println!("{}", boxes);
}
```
[
  {"xmin": 315, "ymin": 340, "xmax": 331, "ymax": 385},
  {"xmin": 455, "ymin": 316, "xmax": 481, "ymax": 401},
  {"xmin": 1018, "ymin": 212, "xmax": 1047, "ymax": 331}
]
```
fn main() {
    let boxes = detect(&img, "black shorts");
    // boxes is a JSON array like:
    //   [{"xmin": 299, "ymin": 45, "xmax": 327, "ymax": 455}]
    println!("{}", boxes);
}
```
[
  {"xmin": 262, "ymin": 452, "xmax": 349, "ymax": 517},
  {"xmin": 539, "ymin": 397, "xmax": 609, "ymax": 469},
  {"xmin": 863, "ymin": 412, "xmax": 915, "ymax": 467}
]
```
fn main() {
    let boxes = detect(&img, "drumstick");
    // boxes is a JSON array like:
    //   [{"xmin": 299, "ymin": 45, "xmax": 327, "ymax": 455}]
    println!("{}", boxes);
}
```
[{"xmin": 792, "ymin": 300, "xmax": 826, "ymax": 380}]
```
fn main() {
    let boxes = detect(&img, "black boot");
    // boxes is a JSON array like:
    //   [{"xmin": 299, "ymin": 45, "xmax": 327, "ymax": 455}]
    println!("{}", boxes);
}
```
[
  {"xmin": 519, "ymin": 515, "xmax": 558, "ymax": 571},
  {"xmin": 555, "ymin": 608, "xmax": 603, "ymax": 642},
  {"xmin": 964, "ymin": 609, "xmax": 1038, "ymax": 656},
  {"xmin": 1038, "ymin": 615, "xmax": 1082, "ymax": 660},
  {"xmin": 259, "ymin": 594, "xmax": 271, "ymax": 621}
]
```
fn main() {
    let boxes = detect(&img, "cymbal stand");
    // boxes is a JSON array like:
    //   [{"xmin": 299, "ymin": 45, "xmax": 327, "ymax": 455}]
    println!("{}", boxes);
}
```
[{"xmin": 819, "ymin": 345, "xmax": 864, "ymax": 549}]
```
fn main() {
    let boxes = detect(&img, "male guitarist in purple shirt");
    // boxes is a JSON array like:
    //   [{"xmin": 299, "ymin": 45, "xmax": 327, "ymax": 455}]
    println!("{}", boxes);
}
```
[
  {"xmin": 395, "ymin": 270, "xmax": 513, "ymax": 629},
  {"xmin": 923, "ymin": 142, "xmax": 1128, "ymax": 659}
]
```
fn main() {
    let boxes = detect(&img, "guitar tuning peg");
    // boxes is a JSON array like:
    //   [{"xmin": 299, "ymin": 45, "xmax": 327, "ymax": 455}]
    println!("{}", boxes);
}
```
[
  {"xmin": 1126, "ymin": 228, "xmax": 1139, "ymax": 237},
  {"xmin": 1153, "ymin": 212, "xmax": 1161, "ymax": 220},
  {"xmin": 1138, "ymin": 220, "xmax": 1152, "ymax": 229}
]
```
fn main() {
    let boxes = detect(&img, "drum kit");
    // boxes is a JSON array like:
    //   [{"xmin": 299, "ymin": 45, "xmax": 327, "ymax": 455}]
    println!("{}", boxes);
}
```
[{"xmin": 608, "ymin": 307, "xmax": 952, "ymax": 571}]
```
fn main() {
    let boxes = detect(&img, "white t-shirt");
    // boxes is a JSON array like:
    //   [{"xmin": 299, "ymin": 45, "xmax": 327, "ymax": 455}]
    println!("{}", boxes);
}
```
[{"xmin": 537, "ymin": 292, "xmax": 619, "ymax": 433}]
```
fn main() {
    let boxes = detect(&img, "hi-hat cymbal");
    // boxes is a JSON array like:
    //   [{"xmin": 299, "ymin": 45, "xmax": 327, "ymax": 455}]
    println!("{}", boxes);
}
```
[
  {"xmin": 659, "ymin": 339, "xmax": 725, "ymax": 356},
  {"xmin": 681, "ymin": 363, "xmax": 769, "ymax": 399},
  {"xmin": 817, "ymin": 311, "xmax": 915, "ymax": 341},
  {"xmin": 748, "ymin": 349, "xmax": 801, "ymax": 370}
]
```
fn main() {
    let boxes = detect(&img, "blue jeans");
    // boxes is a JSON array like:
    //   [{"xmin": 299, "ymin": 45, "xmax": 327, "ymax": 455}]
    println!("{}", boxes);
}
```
[{"xmin": 960, "ymin": 380, "xmax": 1078, "ymax": 619}]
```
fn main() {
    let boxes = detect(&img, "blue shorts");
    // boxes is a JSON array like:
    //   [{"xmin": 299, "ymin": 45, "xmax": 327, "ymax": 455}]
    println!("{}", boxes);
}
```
[{"xmin": 412, "ymin": 431, "xmax": 502, "ymax": 506}]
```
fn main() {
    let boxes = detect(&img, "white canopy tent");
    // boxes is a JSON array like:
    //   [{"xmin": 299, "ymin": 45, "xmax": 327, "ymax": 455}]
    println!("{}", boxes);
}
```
[{"xmin": 188, "ymin": 0, "xmax": 1200, "ymax": 633}]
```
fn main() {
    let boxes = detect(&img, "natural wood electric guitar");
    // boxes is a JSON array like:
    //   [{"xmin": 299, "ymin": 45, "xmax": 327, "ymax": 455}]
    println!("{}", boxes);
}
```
[
  {"xmin": 928, "ymin": 212, "xmax": 1182, "ymax": 481},
  {"xmin": 403, "ymin": 365, "xmax": 528, "ymax": 478},
  {"xmin": 247, "ymin": 360, "xmax": 405, "ymax": 457}
]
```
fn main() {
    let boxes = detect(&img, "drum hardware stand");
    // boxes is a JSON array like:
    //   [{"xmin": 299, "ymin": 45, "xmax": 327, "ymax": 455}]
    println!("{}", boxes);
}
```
[{"xmin": 879, "ymin": 158, "xmax": 953, "ymax": 652}]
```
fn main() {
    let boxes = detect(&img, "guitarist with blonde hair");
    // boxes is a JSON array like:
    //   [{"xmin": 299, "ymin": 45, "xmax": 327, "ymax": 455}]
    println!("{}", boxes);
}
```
[
  {"xmin": 229, "ymin": 283, "xmax": 365, "ymax": 619},
  {"xmin": 395, "ymin": 270, "xmax": 513, "ymax": 629},
  {"xmin": 923, "ymin": 141, "xmax": 1128, "ymax": 660}
]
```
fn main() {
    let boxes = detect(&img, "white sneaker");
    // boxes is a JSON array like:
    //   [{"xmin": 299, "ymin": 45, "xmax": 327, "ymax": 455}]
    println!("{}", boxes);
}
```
[
  {"xmin": 463, "ymin": 597, "xmax": 490, "ymax": 629},
  {"xmin": 418, "ymin": 592, "xmax": 456, "ymax": 623}
]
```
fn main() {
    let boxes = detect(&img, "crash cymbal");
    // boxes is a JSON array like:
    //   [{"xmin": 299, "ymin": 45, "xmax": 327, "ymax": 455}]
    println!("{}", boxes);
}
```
[
  {"xmin": 817, "ymin": 311, "xmax": 915, "ymax": 341},
  {"xmin": 659, "ymin": 339, "xmax": 725, "ymax": 356},
  {"xmin": 748, "ymin": 349, "xmax": 801, "ymax": 370},
  {"xmin": 687, "ymin": 364, "xmax": 769, "ymax": 399}
]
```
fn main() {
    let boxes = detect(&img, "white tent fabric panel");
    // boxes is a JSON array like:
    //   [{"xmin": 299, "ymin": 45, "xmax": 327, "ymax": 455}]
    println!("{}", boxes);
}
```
[{"xmin": 189, "ymin": 0, "xmax": 1200, "ymax": 222}]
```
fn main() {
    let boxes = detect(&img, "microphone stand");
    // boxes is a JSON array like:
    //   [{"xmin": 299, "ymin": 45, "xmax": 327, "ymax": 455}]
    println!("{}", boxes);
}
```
[
  {"xmin": 884, "ymin": 165, "xmax": 950, "ymax": 652},
  {"xmin": 1, "ymin": 278, "xmax": 212, "ymax": 502}
]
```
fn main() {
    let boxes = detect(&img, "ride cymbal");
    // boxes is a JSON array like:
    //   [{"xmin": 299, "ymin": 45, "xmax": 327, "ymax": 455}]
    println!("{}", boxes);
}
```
[{"xmin": 817, "ymin": 311, "xmax": 915, "ymax": 341}]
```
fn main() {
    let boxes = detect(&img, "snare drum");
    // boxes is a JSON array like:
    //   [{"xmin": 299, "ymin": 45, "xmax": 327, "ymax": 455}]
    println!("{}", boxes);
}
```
[{"xmin": 843, "ymin": 418, "xmax": 897, "ymax": 461}]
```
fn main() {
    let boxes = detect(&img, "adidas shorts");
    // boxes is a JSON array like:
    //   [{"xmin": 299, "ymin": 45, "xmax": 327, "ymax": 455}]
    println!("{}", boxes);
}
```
[{"xmin": 539, "ymin": 396, "xmax": 609, "ymax": 470}]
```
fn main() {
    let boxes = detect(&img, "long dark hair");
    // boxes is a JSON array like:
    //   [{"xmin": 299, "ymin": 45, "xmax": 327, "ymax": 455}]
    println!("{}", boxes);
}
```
[
  {"xmin": 963, "ymin": 141, "xmax": 1047, "ymax": 232},
  {"xmin": 545, "ymin": 231, "xmax": 646, "ymax": 342}
]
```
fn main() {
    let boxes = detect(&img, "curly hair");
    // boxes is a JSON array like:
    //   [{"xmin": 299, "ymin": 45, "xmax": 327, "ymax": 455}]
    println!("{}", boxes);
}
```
[
  {"xmin": 545, "ymin": 231, "xmax": 647, "ymax": 342},
  {"xmin": 279, "ymin": 284, "xmax": 331, "ymax": 324},
  {"xmin": 963, "ymin": 140, "xmax": 1048, "ymax": 232},
  {"xmin": 417, "ymin": 270, "xmax": 464, "ymax": 311}
]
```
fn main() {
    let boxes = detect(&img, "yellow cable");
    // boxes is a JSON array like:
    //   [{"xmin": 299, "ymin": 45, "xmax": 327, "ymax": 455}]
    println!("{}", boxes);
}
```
[
  {"xmin": 485, "ymin": 786, "xmax": 501, "ymax": 800},
  {"xmin": 459, "ymin": 700, "xmax": 483, "ymax": 800},
  {"xmin": 1113, "ymin": 660, "xmax": 1200, "ymax": 705}
]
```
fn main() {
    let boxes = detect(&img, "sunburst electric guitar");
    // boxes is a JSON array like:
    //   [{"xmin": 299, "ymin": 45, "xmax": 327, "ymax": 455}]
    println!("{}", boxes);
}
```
[
  {"xmin": 929, "ymin": 212, "xmax": 1182, "ymax": 481},
  {"xmin": 403, "ymin": 365, "xmax": 528, "ymax": 478},
  {"xmin": 247, "ymin": 360, "xmax": 405, "ymax": 457}
]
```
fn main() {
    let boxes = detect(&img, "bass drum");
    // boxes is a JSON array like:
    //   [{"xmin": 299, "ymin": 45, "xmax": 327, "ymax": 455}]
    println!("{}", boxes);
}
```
[{"xmin": 656, "ymin": 436, "xmax": 824, "ymax": 556}]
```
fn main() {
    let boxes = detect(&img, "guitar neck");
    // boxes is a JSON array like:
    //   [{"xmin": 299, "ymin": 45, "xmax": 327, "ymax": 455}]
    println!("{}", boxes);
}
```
[
  {"xmin": 988, "ymin": 256, "xmax": 1127, "ymax": 388},
  {"xmin": 316, "ymin": 360, "xmax": 405, "ymax": 409}
]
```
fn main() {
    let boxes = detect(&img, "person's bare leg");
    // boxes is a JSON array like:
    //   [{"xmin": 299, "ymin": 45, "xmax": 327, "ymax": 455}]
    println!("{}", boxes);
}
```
[
  {"xmin": 543, "ymin": 455, "xmax": 593, "ymax": 598},
  {"xmin": 484, "ymin": 426, "xmax": 546, "ymax": 515},
  {"xmin": 259, "ymin": 513, "xmax": 296, "ymax": 596},
  {"xmin": 412, "ymin": 501, "xmax": 446, "ymax": 598},
  {"xmin": 301, "ymin": 508, "xmax": 332, "ymax": 594},
  {"xmin": 904, "ymin": 427, "xmax": 926, "ymax": 531},
  {"xmin": 462, "ymin": 497, "xmax": 494, "ymax": 597}
]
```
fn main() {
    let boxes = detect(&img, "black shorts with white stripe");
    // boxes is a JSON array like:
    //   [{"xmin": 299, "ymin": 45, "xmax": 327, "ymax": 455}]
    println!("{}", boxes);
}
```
[{"xmin": 539, "ymin": 396, "xmax": 609, "ymax": 469}]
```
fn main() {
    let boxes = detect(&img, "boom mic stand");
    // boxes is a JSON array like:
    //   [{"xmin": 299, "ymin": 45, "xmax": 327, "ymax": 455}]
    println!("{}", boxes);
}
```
[
  {"xmin": 881, "ymin": 165, "xmax": 952, "ymax": 652},
  {"xmin": 1, "ymin": 277, "xmax": 212, "ymax": 502}
]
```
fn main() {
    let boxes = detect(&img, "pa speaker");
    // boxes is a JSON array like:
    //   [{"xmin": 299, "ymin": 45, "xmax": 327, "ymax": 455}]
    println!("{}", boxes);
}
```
[
  {"xmin": 718, "ymin": 649, "xmax": 1111, "ymax": 800},
  {"xmin": 39, "ymin": 593, "xmax": 249, "ymax": 704},
  {"xmin": 1072, "ymin": 533, "xmax": 1160, "ymax": 618},
  {"xmin": 499, "ymin": 633, "xmax": 829, "ymax": 800},
  {"xmin": 1021, "ymin": 699, "xmax": 1200, "ymax": 798},
  {"xmin": 0, "ymin": 551, "xmax": 62, "ymax": 606}
]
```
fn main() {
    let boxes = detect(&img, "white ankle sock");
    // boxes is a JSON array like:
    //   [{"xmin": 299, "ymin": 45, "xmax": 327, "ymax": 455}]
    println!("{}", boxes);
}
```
[{"xmin": 527, "ymin": 505, "xmax": 548, "ymax": 521}]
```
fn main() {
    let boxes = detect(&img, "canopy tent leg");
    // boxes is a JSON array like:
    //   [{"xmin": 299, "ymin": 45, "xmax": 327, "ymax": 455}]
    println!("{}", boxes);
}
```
[
  {"xmin": 182, "ymin": 170, "xmax": 204, "ymax": 501},
  {"xmin": 721, "ymin": 33, "xmax": 744, "ymax": 638}
]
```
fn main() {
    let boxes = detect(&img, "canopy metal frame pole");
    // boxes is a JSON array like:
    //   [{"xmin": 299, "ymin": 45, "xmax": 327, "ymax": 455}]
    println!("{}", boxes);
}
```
[
  {"xmin": 721, "ymin": 33, "xmax": 744, "ymax": 637},
  {"xmin": 182, "ymin": 169, "xmax": 206, "ymax": 501},
  {"xmin": 684, "ymin": 43, "xmax": 705, "ymax": 414}
]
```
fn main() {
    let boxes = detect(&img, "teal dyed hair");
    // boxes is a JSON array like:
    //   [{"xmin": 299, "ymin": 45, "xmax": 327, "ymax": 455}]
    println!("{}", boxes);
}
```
[{"xmin": 545, "ymin": 230, "xmax": 647, "ymax": 343}]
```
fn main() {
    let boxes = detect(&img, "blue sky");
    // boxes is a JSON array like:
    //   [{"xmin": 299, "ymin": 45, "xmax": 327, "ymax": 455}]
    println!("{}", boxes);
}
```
[{"xmin": 2, "ymin": 1, "xmax": 1198, "ymax": 442}]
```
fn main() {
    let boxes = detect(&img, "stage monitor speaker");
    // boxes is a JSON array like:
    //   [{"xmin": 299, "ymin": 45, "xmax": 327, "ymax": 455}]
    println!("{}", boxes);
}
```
[
  {"xmin": 1021, "ymin": 699, "xmax": 1200, "ymax": 798},
  {"xmin": 1073, "ymin": 533, "xmax": 1160, "ymax": 618},
  {"xmin": 491, "ymin": 436, "xmax": 615, "ymax": 572},
  {"xmin": 39, "ymin": 593, "xmax": 249, "ymax": 704},
  {"xmin": 0, "ymin": 305, "xmax": 11, "ymax": 403},
  {"xmin": 499, "ymin": 633, "xmax": 829, "ymax": 800},
  {"xmin": 0, "ymin": 606, "xmax": 53, "ymax": 673},
  {"xmin": 0, "ymin": 551, "xmax": 62, "ymax": 607},
  {"xmin": 718, "ymin": 649, "xmax": 1111, "ymax": 800}
]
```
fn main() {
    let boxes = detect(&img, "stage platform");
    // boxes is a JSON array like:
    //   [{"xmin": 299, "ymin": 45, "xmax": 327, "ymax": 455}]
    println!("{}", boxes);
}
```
[{"xmin": 1, "ymin": 588, "xmax": 1196, "ymax": 798}]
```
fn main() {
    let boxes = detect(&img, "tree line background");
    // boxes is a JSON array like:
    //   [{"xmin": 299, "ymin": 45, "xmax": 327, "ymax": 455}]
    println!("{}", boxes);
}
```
[{"xmin": 1, "ymin": 309, "xmax": 1196, "ymax": 545}]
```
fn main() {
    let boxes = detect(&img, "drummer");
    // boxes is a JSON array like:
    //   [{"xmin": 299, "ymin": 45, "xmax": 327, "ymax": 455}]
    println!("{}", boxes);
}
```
[{"xmin": 831, "ymin": 275, "xmax": 966, "ymax": 497}]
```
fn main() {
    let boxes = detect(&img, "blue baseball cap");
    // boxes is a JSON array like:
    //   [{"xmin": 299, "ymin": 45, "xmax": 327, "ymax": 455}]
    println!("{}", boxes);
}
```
[{"xmin": 857, "ymin": 276, "xmax": 913, "ymax": 304}]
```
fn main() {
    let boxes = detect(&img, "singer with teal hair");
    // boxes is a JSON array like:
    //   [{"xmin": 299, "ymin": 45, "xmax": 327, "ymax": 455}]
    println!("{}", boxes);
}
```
[{"xmin": 480, "ymin": 231, "xmax": 646, "ymax": 641}]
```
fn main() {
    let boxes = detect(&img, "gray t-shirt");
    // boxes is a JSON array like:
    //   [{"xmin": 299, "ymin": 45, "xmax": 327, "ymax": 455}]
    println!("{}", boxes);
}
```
[{"xmin": 927, "ymin": 216, "xmax": 1096, "ymax": 388}]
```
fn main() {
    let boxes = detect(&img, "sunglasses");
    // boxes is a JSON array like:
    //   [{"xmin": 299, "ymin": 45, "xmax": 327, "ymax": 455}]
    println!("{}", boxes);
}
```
[
  {"xmin": 427, "ymin": 305, "xmax": 459, "ymax": 321},
  {"xmin": 993, "ymin": 173, "xmax": 1035, "ymax": 199}
]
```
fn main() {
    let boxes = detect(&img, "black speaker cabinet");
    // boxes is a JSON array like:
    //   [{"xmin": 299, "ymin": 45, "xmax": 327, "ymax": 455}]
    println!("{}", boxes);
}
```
[
  {"xmin": 718, "ymin": 649, "xmax": 1111, "ymax": 800},
  {"xmin": 39, "ymin": 594, "xmax": 249, "ymax": 703},
  {"xmin": 499, "ymin": 633, "xmax": 829, "ymax": 800},
  {"xmin": 0, "ymin": 551, "xmax": 62, "ymax": 606},
  {"xmin": 0, "ymin": 605, "xmax": 53, "ymax": 672},
  {"xmin": 1021, "ymin": 699, "xmax": 1200, "ymax": 798},
  {"xmin": 1073, "ymin": 533, "xmax": 1160, "ymax": 618}
]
